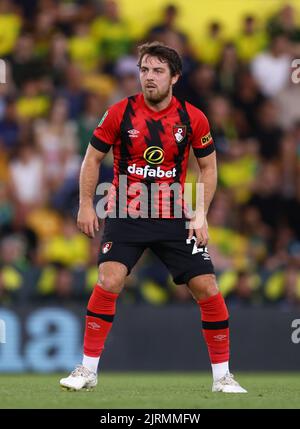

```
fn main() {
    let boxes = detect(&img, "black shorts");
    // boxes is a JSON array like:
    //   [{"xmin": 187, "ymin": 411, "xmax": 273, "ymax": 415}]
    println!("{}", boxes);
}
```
[{"xmin": 98, "ymin": 217, "xmax": 215, "ymax": 285}]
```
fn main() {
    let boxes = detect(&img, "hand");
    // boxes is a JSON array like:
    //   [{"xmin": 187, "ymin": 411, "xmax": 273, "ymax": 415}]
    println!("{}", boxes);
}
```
[
  {"xmin": 188, "ymin": 215, "xmax": 209, "ymax": 247},
  {"xmin": 77, "ymin": 204, "xmax": 99, "ymax": 238}
]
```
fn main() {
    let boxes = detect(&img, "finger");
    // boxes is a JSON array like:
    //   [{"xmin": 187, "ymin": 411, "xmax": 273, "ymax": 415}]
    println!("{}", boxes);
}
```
[
  {"xmin": 83, "ymin": 223, "xmax": 94, "ymax": 239},
  {"xmin": 196, "ymin": 231, "xmax": 205, "ymax": 247},
  {"xmin": 188, "ymin": 227, "xmax": 194, "ymax": 240},
  {"xmin": 88, "ymin": 222, "xmax": 95, "ymax": 238},
  {"xmin": 197, "ymin": 238, "xmax": 204, "ymax": 247},
  {"xmin": 200, "ymin": 234, "xmax": 208, "ymax": 247},
  {"xmin": 94, "ymin": 216, "xmax": 99, "ymax": 232},
  {"xmin": 194, "ymin": 229, "xmax": 201, "ymax": 244},
  {"xmin": 204, "ymin": 229, "xmax": 209, "ymax": 244},
  {"xmin": 78, "ymin": 222, "xmax": 86, "ymax": 235},
  {"xmin": 81, "ymin": 224, "xmax": 89, "ymax": 237},
  {"xmin": 200, "ymin": 238, "xmax": 208, "ymax": 247}
]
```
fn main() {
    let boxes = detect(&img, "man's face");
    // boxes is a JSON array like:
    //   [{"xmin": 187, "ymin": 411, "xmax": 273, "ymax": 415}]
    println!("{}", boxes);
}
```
[{"xmin": 139, "ymin": 55, "xmax": 179, "ymax": 104}]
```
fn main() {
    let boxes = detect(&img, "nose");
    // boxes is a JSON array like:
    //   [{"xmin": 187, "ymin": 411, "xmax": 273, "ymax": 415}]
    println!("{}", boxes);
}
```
[{"xmin": 144, "ymin": 69, "xmax": 156, "ymax": 80}]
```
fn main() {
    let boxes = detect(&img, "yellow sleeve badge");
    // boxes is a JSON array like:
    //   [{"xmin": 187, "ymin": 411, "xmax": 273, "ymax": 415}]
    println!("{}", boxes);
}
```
[{"xmin": 201, "ymin": 132, "xmax": 212, "ymax": 146}]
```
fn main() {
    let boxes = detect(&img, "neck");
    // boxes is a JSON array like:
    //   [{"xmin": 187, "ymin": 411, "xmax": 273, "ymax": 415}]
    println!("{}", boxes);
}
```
[{"xmin": 143, "ymin": 91, "xmax": 173, "ymax": 112}]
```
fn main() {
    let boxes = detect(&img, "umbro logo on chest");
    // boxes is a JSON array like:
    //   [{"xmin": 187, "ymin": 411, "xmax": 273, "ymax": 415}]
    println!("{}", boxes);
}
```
[{"xmin": 128, "ymin": 129, "xmax": 140, "ymax": 138}]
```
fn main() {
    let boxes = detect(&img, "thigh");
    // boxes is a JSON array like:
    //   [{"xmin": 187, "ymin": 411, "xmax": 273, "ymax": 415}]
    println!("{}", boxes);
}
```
[
  {"xmin": 151, "ymin": 237, "xmax": 215, "ymax": 285},
  {"xmin": 98, "ymin": 240, "xmax": 146, "ymax": 276},
  {"xmin": 98, "ymin": 218, "xmax": 147, "ymax": 275}
]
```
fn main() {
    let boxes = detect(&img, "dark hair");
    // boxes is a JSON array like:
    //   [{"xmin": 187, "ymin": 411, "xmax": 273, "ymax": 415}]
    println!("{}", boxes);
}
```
[
  {"xmin": 165, "ymin": 4, "xmax": 178, "ymax": 16},
  {"xmin": 137, "ymin": 41, "xmax": 182, "ymax": 77}
]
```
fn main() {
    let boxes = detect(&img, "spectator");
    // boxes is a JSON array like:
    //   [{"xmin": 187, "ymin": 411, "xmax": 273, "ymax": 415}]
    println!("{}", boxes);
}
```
[
  {"xmin": 10, "ymin": 34, "xmax": 45, "ymax": 88},
  {"xmin": 238, "ymin": 205, "xmax": 270, "ymax": 268},
  {"xmin": 91, "ymin": 0, "xmax": 132, "ymax": 73},
  {"xmin": 196, "ymin": 21, "xmax": 224, "ymax": 65},
  {"xmin": 0, "ymin": 183, "xmax": 14, "ymax": 228},
  {"xmin": 77, "ymin": 93, "xmax": 107, "ymax": 157},
  {"xmin": 34, "ymin": 97, "xmax": 79, "ymax": 191},
  {"xmin": 35, "ymin": 262, "xmax": 78, "ymax": 302},
  {"xmin": 267, "ymin": 4, "xmax": 300, "ymax": 41},
  {"xmin": 47, "ymin": 33, "xmax": 70, "ymax": 87},
  {"xmin": 57, "ymin": 63, "xmax": 87, "ymax": 119},
  {"xmin": 184, "ymin": 63, "xmax": 216, "ymax": 114},
  {"xmin": 264, "ymin": 262, "xmax": 300, "ymax": 309},
  {"xmin": 232, "ymin": 68, "xmax": 266, "ymax": 134},
  {"xmin": 109, "ymin": 55, "xmax": 140, "ymax": 104},
  {"xmin": 0, "ymin": 99, "xmax": 20, "ymax": 153},
  {"xmin": 16, "ymin": 79, "xmax": 50, "ymax": 120},
  {"xmin": 275, "ymin": 67, "xmax": 300, "ymax": 130},
  {"xmin": 8, "ymin": 143, "xmax": 47, "ymax": 224},
  {"xmin": 248, "ymin": 162, "xmax": 284, "ymax": 231},
  {"xmin": 226, "ymin": 270, "xmax": 261, "ymax": 307},
  {"xmin": 216, "ymin": 42, "xmax": 241, "ymax": 96},
  {"xmin": 280, "ymin": 264, "xmax": 300, "ymax": 309},
  {"xmin": 34, "ymin": 10, "xmax": 57, "ymax": 59},
  {"xmin": 251, "ymin": 33, "xmax": 291, "ymax": 97},
  {"xmin": 255, "ymin": 99, "xmax": 283, "ymax": 160},
  {"xmin": 160, "ymin": 29, "xmax": 198, "ymax": 92},
  {"xmin": 68, "ymin": 22, "xmax": 99, "ymax": 72},
  {"xmin": 40, "ymin": 215, "xmax": 90, "ymax": 269},
  {"xmin": 208, "ymin": 95, "xmax": 237, "ymax": 154},
  {"xmin": 0, "ymin": 0, "xmax": 22, "ymax": 58},
  {"xmin": 236, "ymin": 15, "xmax": 268, "ymax": 63},
  {"xmin": 147, "ymin": 4, "xmax": 187, "ymax": 45}
]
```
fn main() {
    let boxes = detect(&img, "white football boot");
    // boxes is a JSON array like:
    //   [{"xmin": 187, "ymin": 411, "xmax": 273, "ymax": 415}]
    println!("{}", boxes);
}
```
[
  {"xmin": 212, "ymin": 372, "xmax": 247, "ymax": 393},
  {"xmin": 60, "ymin": 365, "xmax": 97, "ymax": 391}
]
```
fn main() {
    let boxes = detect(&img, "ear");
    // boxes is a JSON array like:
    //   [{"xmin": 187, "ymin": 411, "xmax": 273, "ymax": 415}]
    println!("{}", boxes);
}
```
[{"xmin": 171, "ymin": 74, "xmax": 180, "ymax": 86}]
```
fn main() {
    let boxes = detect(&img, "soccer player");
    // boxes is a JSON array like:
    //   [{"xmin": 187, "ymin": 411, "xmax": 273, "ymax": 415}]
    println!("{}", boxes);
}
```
[{"xmin": 60, "ymin": 42, "xmax": 247, "ymax": 393}]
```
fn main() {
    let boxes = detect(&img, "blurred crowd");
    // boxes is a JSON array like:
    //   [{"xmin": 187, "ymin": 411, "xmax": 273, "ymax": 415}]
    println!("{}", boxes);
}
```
[{"xmin": 0, "ymin": 0, "xmax": 300, "ymax": 309}]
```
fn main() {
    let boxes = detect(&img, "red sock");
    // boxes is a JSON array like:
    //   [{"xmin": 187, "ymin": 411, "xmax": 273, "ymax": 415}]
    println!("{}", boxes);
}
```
[
  {"xmin": 83, "ymin": 284, "xmax": 119, "ymax": 358},
  {"xmin": 197, "ymin": 292, "xmax": 230, "ymax": 364}
]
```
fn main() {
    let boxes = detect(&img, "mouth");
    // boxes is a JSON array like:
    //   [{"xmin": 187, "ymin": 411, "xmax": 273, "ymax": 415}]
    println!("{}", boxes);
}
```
[{"xmin": 146, "ymin": 84, "xmax": 157, "ymax": 89}]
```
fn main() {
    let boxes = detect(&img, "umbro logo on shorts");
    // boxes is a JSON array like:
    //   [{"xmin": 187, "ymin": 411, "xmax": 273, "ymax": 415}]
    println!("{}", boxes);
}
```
[{"xmin": 186, "ymin": 237, "xmax": 211, "ymax": 259}]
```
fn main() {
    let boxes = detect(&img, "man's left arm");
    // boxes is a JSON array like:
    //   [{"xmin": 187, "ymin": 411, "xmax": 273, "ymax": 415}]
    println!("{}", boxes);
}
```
[
  {"xmin": 187, "ymin": 106, "xmax": 217, "ymax": 246},
  {"xmin": 188, "ymin": 151, "xmax": 217, "ymax": 246}
]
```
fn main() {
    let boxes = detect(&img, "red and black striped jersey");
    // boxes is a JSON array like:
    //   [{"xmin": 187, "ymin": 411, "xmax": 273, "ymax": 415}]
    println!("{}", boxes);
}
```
[{"xmin": 90, "ymin": 93, "xmax": 215, "ymax": 218}]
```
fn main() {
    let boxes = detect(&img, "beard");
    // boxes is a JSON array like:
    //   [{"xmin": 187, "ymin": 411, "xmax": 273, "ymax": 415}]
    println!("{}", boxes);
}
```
[{"xmin": 143, "ymin": 84, "xmax": 171, "ymax": 105}]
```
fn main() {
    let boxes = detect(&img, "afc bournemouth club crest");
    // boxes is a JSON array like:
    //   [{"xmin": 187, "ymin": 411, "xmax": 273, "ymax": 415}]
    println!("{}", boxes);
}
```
[
  {"xmin": 173, "ymin": 125, "xmax": 187, "ymax": 144},
  {"xmin": 102, "ymin": 242, "xmax": 112, "ymax": 254}
]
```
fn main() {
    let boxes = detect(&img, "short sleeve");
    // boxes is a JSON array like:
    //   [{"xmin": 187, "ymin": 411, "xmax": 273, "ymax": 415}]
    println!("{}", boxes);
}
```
[
  {"xmin": 189, "ymin": 106, "xmax": 215, "ymax": 158},
  {"xmin": 89, "ymin": 102, "xmax": 123, "ymax": 153}
]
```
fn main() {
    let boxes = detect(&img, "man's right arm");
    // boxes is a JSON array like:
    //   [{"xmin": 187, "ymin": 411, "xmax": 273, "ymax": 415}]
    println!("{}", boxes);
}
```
[
  {"xmin": 77, "ymin": 144, "xmax": 107, "ymax": 238},
  {"xmin": 78, "ymin": 99, "xmax": 127, "ymax": 237}
]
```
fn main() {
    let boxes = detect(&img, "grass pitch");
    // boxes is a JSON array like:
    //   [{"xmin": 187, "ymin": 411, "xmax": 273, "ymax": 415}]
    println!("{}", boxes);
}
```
[{"xmin": 0, "ymin": 372, "xmax": 300, "ymax": 409}]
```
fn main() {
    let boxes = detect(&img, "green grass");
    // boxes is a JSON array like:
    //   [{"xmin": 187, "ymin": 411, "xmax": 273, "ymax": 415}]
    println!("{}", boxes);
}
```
[{"xmin": 0, "ymin": 372, "xmax": 300, "ymax": 409}]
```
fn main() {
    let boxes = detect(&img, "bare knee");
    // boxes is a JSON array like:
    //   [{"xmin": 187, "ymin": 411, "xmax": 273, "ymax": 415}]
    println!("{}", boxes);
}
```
[
  {"xmin": 97, "ymin": 262, "xmax": 127, "ymax": 294},
  {"xmin": 187, "ymin": 274, "xmax": 219, "ymax": 301}
]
